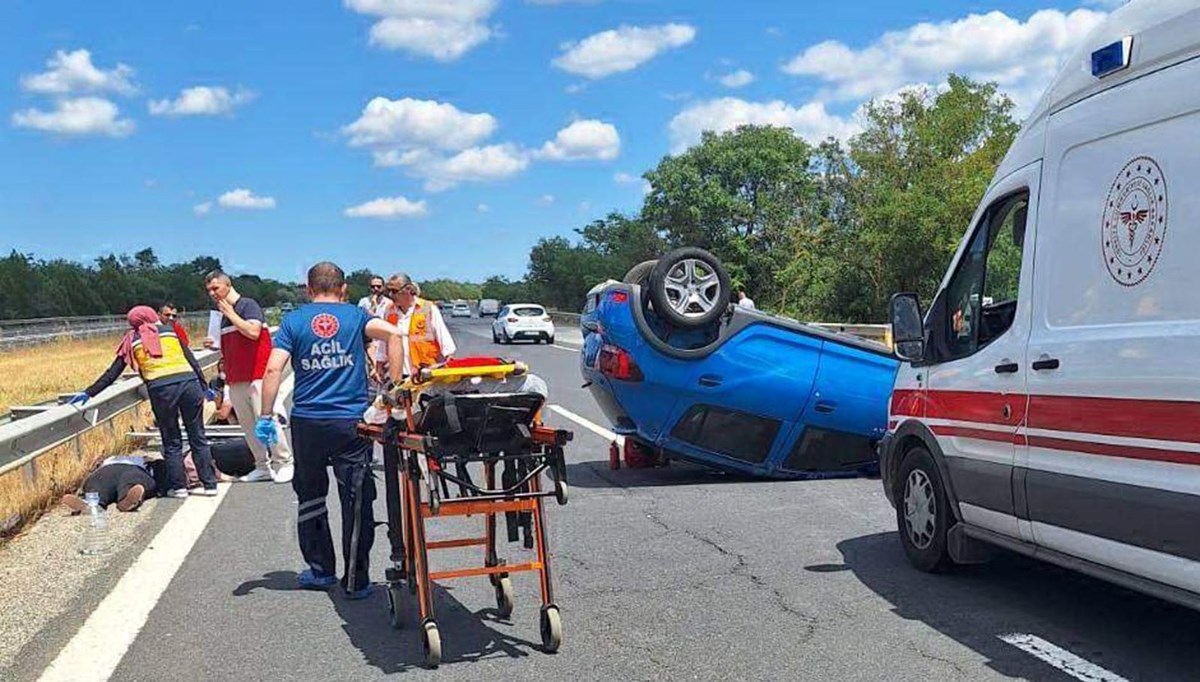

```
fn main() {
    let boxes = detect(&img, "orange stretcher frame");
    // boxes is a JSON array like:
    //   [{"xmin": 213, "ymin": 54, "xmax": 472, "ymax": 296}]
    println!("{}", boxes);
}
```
[{"xmin": 357, "ymin": 367, "xmax": 571, "ymax": 669}]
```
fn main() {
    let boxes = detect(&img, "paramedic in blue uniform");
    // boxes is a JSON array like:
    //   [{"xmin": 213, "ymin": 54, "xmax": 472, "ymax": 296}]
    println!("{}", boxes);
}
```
[{"xmin": 255, "ymin": 261, "xmax": 402, "ymax": 598}]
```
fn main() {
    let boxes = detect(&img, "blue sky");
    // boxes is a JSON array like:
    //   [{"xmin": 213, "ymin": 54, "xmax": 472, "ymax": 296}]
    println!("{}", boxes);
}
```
[{"xmin": 0, "ymin": 0, "xmax": 1121, "ymax": 284}]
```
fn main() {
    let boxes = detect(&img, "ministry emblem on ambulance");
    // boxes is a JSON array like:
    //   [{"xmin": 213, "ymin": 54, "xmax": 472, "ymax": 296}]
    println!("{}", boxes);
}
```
[
  {"xmin": 1102, "ymin": 156, "xmax": 1167, "ymax": 287},
  {"xmin": 311, "ymin": 313, "xmax": 340, "ymax": 339}
]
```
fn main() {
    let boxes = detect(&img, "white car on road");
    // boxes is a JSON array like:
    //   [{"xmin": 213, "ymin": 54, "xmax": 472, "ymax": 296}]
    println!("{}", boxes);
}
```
[
  {"xmin": 492, "ymin": 304, "xmax": 555, "ymax": 344},
  {"xmin": 450, "ymin": 302, "xmax": 471, "ymax": 318}
]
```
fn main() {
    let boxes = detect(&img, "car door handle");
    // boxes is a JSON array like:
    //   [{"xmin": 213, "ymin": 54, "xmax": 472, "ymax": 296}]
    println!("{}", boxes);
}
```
[
  {"xmin": 1032, "ymin": 357, "xmax": 1060, "ymax": 371},
  {"xmin": 698, "ymin": 375, "xmax": 722, "ymax": 387},
  {"xmin": 994, "ymin": 362, "xmax": 1019, "ymax": 374},
  {"xmin": 814, "ymin": 400, "xmax": 836, "ymax": 414}
]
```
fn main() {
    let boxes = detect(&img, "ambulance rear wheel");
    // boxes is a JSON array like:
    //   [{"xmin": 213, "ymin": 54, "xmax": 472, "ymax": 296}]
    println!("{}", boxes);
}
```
[
  {"xmin": 495, "ymin": 577, "xmax": 514, "ymax": 618},
  {"xmin": 540, "ymin": 605, "xmax": 562, "ymax": 653},
  {"xmin": 422, "ymin": 621, "xmax": 442, "ymax": 668}
]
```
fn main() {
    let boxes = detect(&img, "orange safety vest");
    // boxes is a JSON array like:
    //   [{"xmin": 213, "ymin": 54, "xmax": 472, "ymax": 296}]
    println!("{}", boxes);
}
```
[{"xmin": 388, "ymin": 298, "xmax": 442, "ymax": 371}]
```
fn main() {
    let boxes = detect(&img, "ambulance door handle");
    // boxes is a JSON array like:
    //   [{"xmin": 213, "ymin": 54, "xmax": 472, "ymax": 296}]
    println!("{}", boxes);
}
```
[
  {"xmin": 1032, "ymin": 357, "xmax": 1060, "ymax": 371},
  {"xmin": 994, "ymin": 361, "xmax": 1019, "ymax": 374},
  {"xmin": 698, "ymin": 375, "xmax": 722, "ymax": 388}
]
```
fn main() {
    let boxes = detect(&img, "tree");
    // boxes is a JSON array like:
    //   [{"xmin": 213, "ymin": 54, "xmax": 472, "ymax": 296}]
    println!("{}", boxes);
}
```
[{"xmin": 642, "ymin": 125, "xmax": 818, "ymax": 305}]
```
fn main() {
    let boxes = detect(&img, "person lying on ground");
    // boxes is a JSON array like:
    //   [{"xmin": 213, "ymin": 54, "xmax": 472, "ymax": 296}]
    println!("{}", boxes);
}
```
[
  {"xmin": 62, "ymin": 455, "xmax": 158, "ymax": 513},
  {"xmin": 69, "ymin": 305, "xmax": 220, "ymax": 499}
]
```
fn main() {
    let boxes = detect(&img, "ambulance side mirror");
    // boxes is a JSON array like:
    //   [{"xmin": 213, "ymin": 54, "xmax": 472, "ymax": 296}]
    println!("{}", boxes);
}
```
[{"xmin": 890, "ymin": 293, "xmax": 925, "ymax": 362}]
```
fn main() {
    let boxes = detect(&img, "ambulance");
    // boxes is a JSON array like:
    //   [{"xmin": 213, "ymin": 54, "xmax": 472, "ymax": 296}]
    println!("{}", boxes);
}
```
[{"xmin": 881, "ymin": 1, "xmax": 1200, "ymax": 609}]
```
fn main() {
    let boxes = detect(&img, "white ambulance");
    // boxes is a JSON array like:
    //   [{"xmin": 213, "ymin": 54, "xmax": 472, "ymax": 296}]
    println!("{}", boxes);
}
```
[{"xmin": 881, "ymin": 0, "xmax": 1200, "ymax": 609}]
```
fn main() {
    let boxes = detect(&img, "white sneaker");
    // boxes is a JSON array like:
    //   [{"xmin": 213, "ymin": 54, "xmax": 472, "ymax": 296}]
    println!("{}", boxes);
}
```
[
  {"xmin": 272, "ymin": 465, "xmax": 294, "ymax": 484},
  {"xmin": 190, "ymin": 487, "xmax": 219, "ymax": 497},
  {"xmin": 239, "ymin": 468, "xmax": 273, "ymax": 483},
  {"xmin": 166, "ymin": 489, "xmax": 189, "ymax": 499}
]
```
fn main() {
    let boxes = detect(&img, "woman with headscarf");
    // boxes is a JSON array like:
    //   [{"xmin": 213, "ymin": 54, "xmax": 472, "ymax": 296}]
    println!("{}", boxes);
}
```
[{"xmin": 69, "ymin": 306, "xmax": 219, "ymax": 500}]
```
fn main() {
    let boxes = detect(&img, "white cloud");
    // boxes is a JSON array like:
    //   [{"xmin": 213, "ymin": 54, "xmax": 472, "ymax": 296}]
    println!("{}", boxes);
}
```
[
  {"xmin": 343, "ymin": 96, "xmax": 496, "ymax": 152},
  {"xmin": 718, "ymin": 69, "xmax": 754, "ymax": 88},
  {"xmin": 345, "ymin": 0, "xmax": 497, "ymax": 61},
  {"xmin": 218, "ymin": 188, "xmax": 276, "ymax": 209},
  {"xmin": 781, "ymin": 9, "xmax": 1107, "ymax": 112},
  {"xmin": 578, "ymin": 200, "xmax": 591, "ymax": 213},
  {"xmin": 553, "ymin": 23, "xmax": 696, "ymax": 79},
  {"xmin": 344, "ymin": 196, "xmax": 428, "ymax": 219},
  {"xmin": 193, "ymin": 202, "xmax": 213, "ymax": 216},
  {"xmin": 614, "ymin": 171, "xmax": 637, "ymax": 183},
  {"xmin": 476, "ymin": 203, "xmax": 490, "ymax": 213},
  {"xmin": 667, "ymin": 97, "xmax": 860, "ymax": 152},
  {"xmin": 413, "ymin": 144, "xmax": 530, "ymax": 191},
  {"xmin": 539, "ymin": 194, "xmax": 555, "ymax": 205},
  {"xmin": 149, "ymin": 86, "xmax": 256, "ymax": 117},
  {"xmin": 537, "ymin": 119, "xmax": 620, "ymax": 161},
  {"xmin": 21, "ymin": 49, "xmax": 136, "ymax": 95},
  {"xmin": 12, "ymin": 97, "xmax": 135, "ymax": 137}
]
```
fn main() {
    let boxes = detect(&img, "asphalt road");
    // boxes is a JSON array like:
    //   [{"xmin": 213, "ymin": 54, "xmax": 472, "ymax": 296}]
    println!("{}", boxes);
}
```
[{"xmin": 27, "ymin": 317, "xmax": 1200, "ymax": 681}]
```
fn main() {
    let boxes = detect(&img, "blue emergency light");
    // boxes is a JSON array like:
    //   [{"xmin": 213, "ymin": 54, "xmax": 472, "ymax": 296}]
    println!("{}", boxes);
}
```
[{"xmin": 1092, "ymin": 37, "xmax": 1133, "ymax": 78}]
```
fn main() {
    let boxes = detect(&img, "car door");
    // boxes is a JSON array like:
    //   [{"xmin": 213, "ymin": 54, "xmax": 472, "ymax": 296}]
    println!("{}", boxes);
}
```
[
  {"xmin": 925, "ymin": 162, "xmax": 1040, "ymax": 542},
  {"xmin": 1023, "ymin": 56, "xmax": 1200, "ymax": 592}
]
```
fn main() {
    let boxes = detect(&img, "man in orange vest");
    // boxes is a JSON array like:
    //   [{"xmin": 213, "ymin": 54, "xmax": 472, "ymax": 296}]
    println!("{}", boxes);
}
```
[{"xmin": 375, "ymin": 272, "xmax": 457, "ymax": 380}]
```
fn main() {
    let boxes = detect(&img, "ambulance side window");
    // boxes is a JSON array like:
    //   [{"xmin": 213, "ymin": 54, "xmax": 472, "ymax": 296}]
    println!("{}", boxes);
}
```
[{"xmin": 942, "ymin": 191, "xmax": 1028, "ymax": 360}]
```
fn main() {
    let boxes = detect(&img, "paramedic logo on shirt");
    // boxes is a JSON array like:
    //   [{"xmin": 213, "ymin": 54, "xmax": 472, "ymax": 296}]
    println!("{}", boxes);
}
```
[
  {"xmin": 311, "ymin": 312, "xmax": 340, "ymax": 339},
  {"xmin": 1102, "ymin": 156, "xmax": 1168, "ymax": 287}
]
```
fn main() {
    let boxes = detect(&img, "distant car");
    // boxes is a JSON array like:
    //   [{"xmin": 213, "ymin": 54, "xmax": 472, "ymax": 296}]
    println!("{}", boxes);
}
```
[
  {"xmin": 581, "ymin": 247, "xmax": 898, "ymax": 479},
  {"xmin": 280, "ymin": 302, "xmax": 295, "ymax": 312},
  {"xmin": 479, "ymin": 298, "xmax": 501, "ymax": 317},
  {"xmin": 493, "ymin": 304, "xmax": 555, "ymax": 344},
  {"xmin": 450, "ymin": 302, "xmax": 471, "ymax": 318}
]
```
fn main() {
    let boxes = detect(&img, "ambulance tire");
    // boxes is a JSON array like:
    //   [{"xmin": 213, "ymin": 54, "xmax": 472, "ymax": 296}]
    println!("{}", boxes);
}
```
[{"xmin": 896, "ymin": 446, "xmax": 955, "ymax": 573}]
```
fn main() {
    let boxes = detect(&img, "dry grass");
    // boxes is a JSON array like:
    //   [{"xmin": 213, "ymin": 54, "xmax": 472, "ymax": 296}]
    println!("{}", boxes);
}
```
[
  {"xmin": 0, "ymin": 320, "xmax": 205, "ymax": 540},
  {"xmin": 0, "ymin": 321, "xmax": 205, "ymax": 414},
  {"xmin": 0, "ymin": 405, "xmax": 151, "ymax": 539}
]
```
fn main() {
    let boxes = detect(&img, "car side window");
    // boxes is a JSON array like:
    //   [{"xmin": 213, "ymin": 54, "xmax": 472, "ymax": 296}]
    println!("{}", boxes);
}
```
[{"xmin": 942, "ymin": 191, "xmax": 1028, "ymax": 360}]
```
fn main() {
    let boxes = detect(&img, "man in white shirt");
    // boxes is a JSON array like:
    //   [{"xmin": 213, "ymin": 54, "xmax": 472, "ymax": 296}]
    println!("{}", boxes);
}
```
[
  {"xmin": 737, "ymin": 290, "xmax": 756, "ymax": 310},
  {"xmin": 357, "ymin": 275, "xmax": 389, "ymax": 317},
  {"xmin": 374, "ymin": 273, "xmax": 457, "ymax": 379}
]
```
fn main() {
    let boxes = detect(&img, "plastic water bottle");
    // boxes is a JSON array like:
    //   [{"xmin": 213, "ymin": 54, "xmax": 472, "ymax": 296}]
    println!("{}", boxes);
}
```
[{"xmin": 80, "ymin": 491, "xmax": 109, "ymax": 556}]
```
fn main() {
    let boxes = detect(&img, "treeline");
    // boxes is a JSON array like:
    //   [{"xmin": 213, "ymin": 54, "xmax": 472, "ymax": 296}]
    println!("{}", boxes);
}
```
[
  {"xmin": 0, "ymin": 248, "xmax": 302, "ymax": 320},
  {"xmin": 501, "ymin": 75, "xmax": 1018, "ymax": 322}
]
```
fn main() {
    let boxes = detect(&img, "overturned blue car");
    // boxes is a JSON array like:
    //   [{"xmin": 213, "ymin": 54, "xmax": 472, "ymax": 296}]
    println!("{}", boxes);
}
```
[{"xmin": 580, "ymin": 248, "xmax": 899, "ymax": 479}]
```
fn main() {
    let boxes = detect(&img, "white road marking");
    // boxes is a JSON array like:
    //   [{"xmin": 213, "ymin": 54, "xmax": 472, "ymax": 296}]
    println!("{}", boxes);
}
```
[
  {"xmin": 999, "ymin": 633, "xmax": 1128, "ymax": 682},
  {"xmin": 39, "ymin": 486, "xmax": 231, "ymax": 682},
  {"xmin": 551, "ymin": 343, "xmax": 581, "ymax": 352},
  {"xmin": 548, "ymin": 404, "xmax": 623, "ymax": 446}
]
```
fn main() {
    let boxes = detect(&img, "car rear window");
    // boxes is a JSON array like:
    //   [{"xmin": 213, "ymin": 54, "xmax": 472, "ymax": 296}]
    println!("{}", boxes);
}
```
[{"xmin": 513, "ymin": 307, "xmax": 544, "ymax": 317}]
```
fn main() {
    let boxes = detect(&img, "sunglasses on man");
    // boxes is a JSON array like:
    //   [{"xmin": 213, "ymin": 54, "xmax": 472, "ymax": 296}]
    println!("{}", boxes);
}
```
[
  {"xmin": 387, "ymin": 286, "xmax": 415, "ymax": 296},
  {"xmin": 370, "ymin": 284, "xmax": 384, "ymax": 290}
]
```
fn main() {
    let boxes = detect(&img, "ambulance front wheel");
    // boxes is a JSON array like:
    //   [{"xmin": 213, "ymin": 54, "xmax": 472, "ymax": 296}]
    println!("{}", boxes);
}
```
[{"xmin": 495, "ymin": 577, "xmax": 514, "ymax": 618}]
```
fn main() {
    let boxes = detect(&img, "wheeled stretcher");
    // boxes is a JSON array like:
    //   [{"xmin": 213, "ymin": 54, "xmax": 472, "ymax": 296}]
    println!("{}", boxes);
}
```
[{"xmin": 359, "ymin": 361, "xmax": 572, "ymax": 668}]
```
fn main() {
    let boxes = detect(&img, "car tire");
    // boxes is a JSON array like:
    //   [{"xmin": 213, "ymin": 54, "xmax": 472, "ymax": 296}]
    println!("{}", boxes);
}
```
[
  {"xmin": 896, "ymin": 445, "xmax": 955, "ymax": 573},
  {"xmin": 548, "ymin": 335, "xmax": 555, "ymax": 345},
  {"xmin": 623, "ymin": 260, "xmax": 657, "ymax": 286},
  {"xmin": 492, "ymin": 329, "xmax": 499, "ymax": 343},
  {"xmin": 648, "ymin": 247, "xmax": 731, "ymax": 328}
]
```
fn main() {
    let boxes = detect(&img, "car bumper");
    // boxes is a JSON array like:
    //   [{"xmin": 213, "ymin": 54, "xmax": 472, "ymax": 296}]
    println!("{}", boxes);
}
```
[{"xmin": 878, "ymin": 432, "xmax": 897, "ymax": 508}]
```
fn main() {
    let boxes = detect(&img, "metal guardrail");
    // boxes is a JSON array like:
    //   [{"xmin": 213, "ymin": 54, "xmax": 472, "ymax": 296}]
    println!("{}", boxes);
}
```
[
  {"xmin": 0, "ymin": 312, "xmax": 207, "ymax": 350},
  {"xmin": 548, "ymin": 309, "xmax": 891, "ymax": 347},
  {"xmin": 0, "ymin": 347, "xmax": 220, "ymax": 478}
]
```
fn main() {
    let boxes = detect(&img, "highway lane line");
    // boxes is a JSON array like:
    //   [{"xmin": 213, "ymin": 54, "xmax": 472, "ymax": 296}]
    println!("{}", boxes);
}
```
[
  {"xmin": 547, "ymin": 404, "xmax": 624, "ymax": 447},
  {"xmin": 998, "ymin": 633, "xmax": 1128, "ymax": 682},
  {"xmin": 39, "ymin": 486, "xmax": 231, "ymax": 682},
  {"xmin": 551, "ymin": 343, "xmax": 581, "ymax": 352}
]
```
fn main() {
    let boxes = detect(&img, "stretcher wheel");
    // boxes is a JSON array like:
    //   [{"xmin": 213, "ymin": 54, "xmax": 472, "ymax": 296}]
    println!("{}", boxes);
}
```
[
  {"xmin": 540, "ymin": 605, "xmax": 563, "ymax": 653},
  {"xmin": 387, "ymin": 586, "xmax": 404, "ymax": 630},
  {"xmin": 495, "ymin": 577, "xmax": 514, "ymax": 618},
  {"xmin": 422, "ymin": 620, "xmax": 442, "ymax": 668},
  {"xmin": 554, "ymin": 479, "xmax": 569, "ymax": 506}
]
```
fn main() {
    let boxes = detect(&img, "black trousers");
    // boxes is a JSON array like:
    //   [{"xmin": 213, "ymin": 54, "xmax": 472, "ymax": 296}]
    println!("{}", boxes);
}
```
[
  {"xmin": 291, "ymin": 417, "xmax": 376, "ymax": 589},
  {"xmin": 148, "ymin": 379, "xmax": 216, "ymax": 491},
  {"xmin": 83, "ymin": 463, "xmax": 157, "ymax": 508}
]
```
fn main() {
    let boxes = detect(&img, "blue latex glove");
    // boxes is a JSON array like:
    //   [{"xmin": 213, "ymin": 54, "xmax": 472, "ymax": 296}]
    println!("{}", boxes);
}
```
[
  {"xmin": 204, "ymin": 388, "xmax": 218, "ymax": 401},
  {"xmin": 68, "ymin": 392, "xmax": 90, "ymax": 406},
  {"xmin": 254, "ymin": 417, "xmax": 279, "ymax": 447}
]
